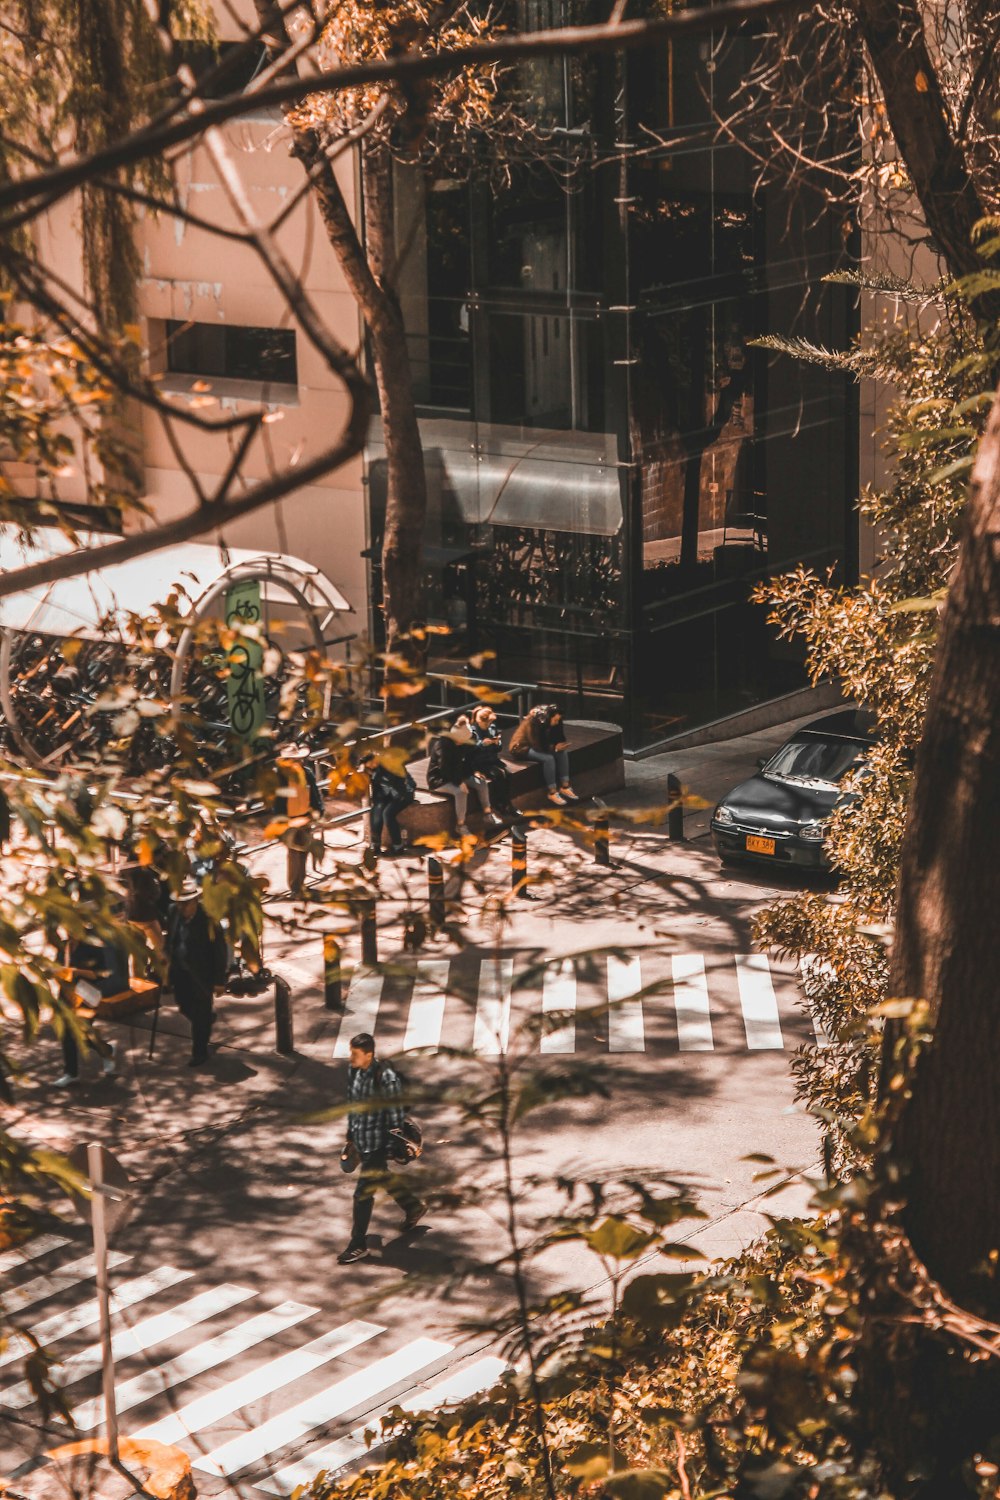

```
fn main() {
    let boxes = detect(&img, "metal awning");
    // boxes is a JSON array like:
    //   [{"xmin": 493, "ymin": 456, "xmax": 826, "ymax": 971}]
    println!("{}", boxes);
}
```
[
  {"xmin": 0, "ymin": 528, "xmax": 352, "ymax": 643},
  {"xmin": 369, "ymin": 419, "xmax": 624, "ymax": 537}
]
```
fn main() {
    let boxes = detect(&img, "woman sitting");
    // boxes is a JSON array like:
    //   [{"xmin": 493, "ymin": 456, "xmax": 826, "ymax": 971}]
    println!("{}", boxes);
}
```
[
  {"xmin": 427, "ymin": 714, "xmax": 501, "ymax": 839},
  {"xmin": 507, "ymin": 704, "xmax": 579, "ymax": 806},
  {"xmin": 363, "ymin": 751, "xmax": 416, "ymax": 857},
  {"xmin": 469, "ymin": 705, "xmax": 515, "ymax": 818}
]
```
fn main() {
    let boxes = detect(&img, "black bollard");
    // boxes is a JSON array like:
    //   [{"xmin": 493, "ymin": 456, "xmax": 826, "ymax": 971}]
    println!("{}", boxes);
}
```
[
  {"xmin": 360, "ymin": 897, "xmax": 378, "ymax": 966},
  {"xmin": 274, "ymin": 974, "xmax": 294, "ymax": 1054},
  {"xmin": 667, "ymin": 774, "xmax": 685, "ymax": 841},
  {"xmin": 323, "ymin": 934, "xmax": 343, "ymax": 1011},
  {"xmin": 594, "ymin": 814, "xmax": 610, "ymax": 866},
  {"xmin": 427, "ymin": 857, "xmax": 446, "ymax": 930},
  {"xmin": 511, "ymin": 827, "xmax": 528, "ymax": 898}
]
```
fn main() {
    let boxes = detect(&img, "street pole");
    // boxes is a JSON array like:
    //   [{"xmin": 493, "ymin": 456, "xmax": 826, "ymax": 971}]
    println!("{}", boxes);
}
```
[
  {"xmin": 87, "ymin": 1142, "xmax": 119, "ymax": 1464},
  {"xmin": 323, "ymin": 934, "xmax": 343, "ymax": 1011}
]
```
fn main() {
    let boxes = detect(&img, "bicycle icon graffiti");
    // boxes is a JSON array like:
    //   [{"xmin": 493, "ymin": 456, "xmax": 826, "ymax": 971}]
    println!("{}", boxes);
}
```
[{"xmin": 225, "ymin": 580, "xmax": 266, "ymax": 740}]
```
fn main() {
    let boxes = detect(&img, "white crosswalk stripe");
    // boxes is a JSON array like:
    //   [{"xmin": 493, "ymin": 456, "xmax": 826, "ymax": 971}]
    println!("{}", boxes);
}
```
[
  {"xmin": 800, "ymin": 954, "xmax": 834, "ymax": 1047},
  {"xmin": 195, "ymin": 1336, "xmax": 453, "ymax": 1478},
  {"xmin": 0, "ymin": 1235, "xmax": 71, "ymax": 1276},
  {"xmin": 327, "ymin": 952, "xmax": 807, "ymax": 1059},
  {"xmin": 473, "ymin": 957, "xmax": 514, "ymax": 1055},
  {"xmin": 541, "ymin": 959, "xmax": 576, "ymax": 1055},
  {"xmin": 403, "ymin": 959, "xmax": 448, "ymax": 1052},
  {"xmin": 136, "ymin": 1319, "xmax": 383, "ymax": 1447},
  {"xmin": 3, "ymin": 1250, "xmax": 131, "ymax": 1318},
  {"xmin": 0, "ymin": 1265, "xmax": 192, "ymax": 1371},
  {"xmin": 671, "ymin": 954, "xmax": 714, "ymax": 1051},
  {"xmin": 0, "ymin": 1284, "xmax": 255, "ymax": 1412},
  {"xmin": 258, "ymin": 1354, "xmax": 508, "ymax": 1493},
  {"xmin": 607, "ymin": 955, "xmax": 645, "ymax": 1052},
  {"xmin": 735, "ymin": 954, "xmax": 785, "ymax": 1050},
  {"xmin": 71, "ymin": 1299, "xmax": 318, "ymax": 1431},
  {"xmin": 333, "ymin": 972, "xmax": 383, "ymax": 1058}
]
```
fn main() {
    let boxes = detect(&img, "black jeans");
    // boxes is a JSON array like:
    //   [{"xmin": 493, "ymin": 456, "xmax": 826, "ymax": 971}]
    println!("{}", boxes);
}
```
[
  {"xmin": 176, "ymin": 985, "xmax": 214, "ymax": 1062},
  {"xmin": 351, "ymin": 1148, "xmax": 421, "ymax": 1245},
  {"xmin": 370, "ymin": 795, "xmax": 413, "ymax": 851}
]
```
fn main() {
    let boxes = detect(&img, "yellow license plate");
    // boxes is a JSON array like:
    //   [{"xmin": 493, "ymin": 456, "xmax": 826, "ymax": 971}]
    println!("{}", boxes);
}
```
[{"xmin": 746, "ymin": 834, "xmax": 775, "ymax": 856}]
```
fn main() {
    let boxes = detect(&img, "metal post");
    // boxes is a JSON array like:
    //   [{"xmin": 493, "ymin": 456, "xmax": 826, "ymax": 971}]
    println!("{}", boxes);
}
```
[
  {"xmin": 360, "ymin": 898, "xmax": 378, "ymax": 966},
  {"xmin": 323, "ymin": 935, "xmax": 343, "ymax": 1011},
  {"xmin": 274, "ymin": 975, "xmax": 294, "ymax": 1054},
  {"xmin": 511, "ymin": 827, "xmax": 528, "ymax": 898},
  {"xmin": 667, "ymin": 774, "xmax": 685, "ymax": 841},
  {"xmin": 87, "ymin": 1143, "xmax": 119, "ymax": 1464},
  {"xmin": 428, "ymin": 857, "xmax": 446, "ymax": 930},
  {"xmin": 594, "ymin": 815, "xmax": 610, "ymax": 866}
]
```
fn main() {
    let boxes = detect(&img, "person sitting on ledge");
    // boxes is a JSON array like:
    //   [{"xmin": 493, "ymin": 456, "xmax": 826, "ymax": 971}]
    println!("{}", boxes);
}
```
[{"xmin": 507, "ymin": 704, "xmax": 579, "ymax": 807}]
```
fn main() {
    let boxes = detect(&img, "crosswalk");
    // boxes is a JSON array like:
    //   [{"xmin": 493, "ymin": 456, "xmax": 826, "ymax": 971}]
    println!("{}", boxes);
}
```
[
  {"xmin": 332, "ymin": 951, "xmax": 823, "ymax": 1057},
  {"xmin": 0, "ymin": 1241, "xmax": 506, "ymax": 1493}
]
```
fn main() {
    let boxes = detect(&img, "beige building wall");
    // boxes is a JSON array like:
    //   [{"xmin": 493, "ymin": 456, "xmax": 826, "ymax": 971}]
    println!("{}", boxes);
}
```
[{"xmin": 132, "ymin": 2, "xmax": 369, "ymax": 620}]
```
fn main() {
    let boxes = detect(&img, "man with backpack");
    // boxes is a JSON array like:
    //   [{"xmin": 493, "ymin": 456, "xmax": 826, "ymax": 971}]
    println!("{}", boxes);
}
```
[{"xmin": 338, "ymin": 1032, "xmax": 425, "ymax": 1264}]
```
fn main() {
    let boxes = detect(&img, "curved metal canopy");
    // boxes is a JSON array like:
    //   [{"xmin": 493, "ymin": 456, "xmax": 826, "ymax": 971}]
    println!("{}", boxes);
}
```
[{"xmin": 0, "ymin": 528, "xmax": 352, "ymax": 642}]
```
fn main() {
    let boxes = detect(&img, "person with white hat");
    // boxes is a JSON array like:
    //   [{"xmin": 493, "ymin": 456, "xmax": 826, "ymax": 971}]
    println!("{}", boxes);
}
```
[{"xmin": 166, "ymin": 881, "xmax": 227, "ymax": 1067}]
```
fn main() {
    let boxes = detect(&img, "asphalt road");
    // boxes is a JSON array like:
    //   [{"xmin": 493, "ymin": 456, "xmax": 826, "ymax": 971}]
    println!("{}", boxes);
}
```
[{"xmin": 2, "ymin": 718, "xmax": 831, "ymax": 1495}]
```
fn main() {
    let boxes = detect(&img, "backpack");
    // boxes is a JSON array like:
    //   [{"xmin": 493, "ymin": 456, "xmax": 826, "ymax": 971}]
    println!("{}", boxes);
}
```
[{"xmin": 376, "ymin": 1060, "xmax": 424, "ymax": 1164}]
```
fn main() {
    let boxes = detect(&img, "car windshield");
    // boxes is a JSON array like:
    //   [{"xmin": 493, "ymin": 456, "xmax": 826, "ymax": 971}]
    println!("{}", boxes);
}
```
[{"xmin": 764, "ymin": 735, "xmax": 869, "ymax": 787}]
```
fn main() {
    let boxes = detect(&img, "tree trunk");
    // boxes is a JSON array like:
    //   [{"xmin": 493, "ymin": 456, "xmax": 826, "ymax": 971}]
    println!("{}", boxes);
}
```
[
  {"xmin": 888, "ymin": 379, "xmax": 1000, "ymax": 1308},
  {"xmin": 853, "ymin": 0, "xmax": 1000, "ymax": 318},
  {"xmin": 361, "ymin": 143, "xmax": 429, "ymax": 672},
  {"xmin": 862, "ymin": 380, "xmax": 1000, "ymax": 1492}
]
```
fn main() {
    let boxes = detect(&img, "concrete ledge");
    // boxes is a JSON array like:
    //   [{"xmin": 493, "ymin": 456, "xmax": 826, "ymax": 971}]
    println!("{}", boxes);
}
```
[
  {"xmin": 379, "ymin": 720, "xmax": 625, "ymax": 844},
  {"xmin": 7, "ymin": 1437, "xmax": 194, "ymax": 1500}
]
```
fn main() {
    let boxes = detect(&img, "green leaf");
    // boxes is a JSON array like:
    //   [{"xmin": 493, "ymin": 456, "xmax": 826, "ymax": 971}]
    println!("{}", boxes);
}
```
[
  {"xmin": 563, "ymin": 1442, "xmax": 609, "ymax": 1480},
  {"xmin": 927, "ymin": 453, "xmax": 974, "ymax": 485},
  {"xmin": 585, "ymin": 1216, "xmax": 657, "ymax": 1260},
  {"xmin": 604, "ymin": 1467, "xmax": 675, "ymax": 1500}
]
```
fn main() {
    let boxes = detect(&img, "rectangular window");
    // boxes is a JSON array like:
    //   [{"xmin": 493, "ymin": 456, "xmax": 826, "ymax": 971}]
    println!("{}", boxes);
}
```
[{"xmin": 165, "ymin": 321, "xmax": 297, "ymax": 387}]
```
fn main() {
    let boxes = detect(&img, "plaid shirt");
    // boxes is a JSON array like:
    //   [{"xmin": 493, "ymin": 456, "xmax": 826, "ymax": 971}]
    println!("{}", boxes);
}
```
[{"xmin": 347, "ymin": 1062, "xmax": 405, "ymax": 1156}]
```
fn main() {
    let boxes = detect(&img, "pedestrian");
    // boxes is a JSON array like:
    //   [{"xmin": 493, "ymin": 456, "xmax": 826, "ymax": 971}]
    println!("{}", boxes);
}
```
[
  {"xmin": 507, "ymin": 703, "xmax": 579, "ymax": 806},
  {"xmin": 468, "ymin": 705, "xmax": 515, "ymax": 819},
  {"xmin": 53, "ymin": 939, "xmax": 119, "ymax": 1088},
  {"xmin": 427, "ymin": 714, "xmax": 502, "ymax": 839},
  {"xmin": 121, "ymin": 861, "xmax": 165, "ymax": 974},
  {"xmin": 363, "ymin": 751, "xmax": 416, "ymax": 857},
  {"xmin": 275, "ymin": 743, "xmax": 324, "ymax": 892},
  {"xmin": 166, "ymin": 881, "xmax": 227, "ymax": 1067},
  {"xmin": 337, "ymin": 1032, "xmax": 425, "ymax": 1264}
]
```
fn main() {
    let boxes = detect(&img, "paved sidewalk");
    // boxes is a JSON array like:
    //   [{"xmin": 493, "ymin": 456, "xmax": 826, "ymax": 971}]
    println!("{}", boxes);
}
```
[{"xmin": 8, "ymin": 707, "xmax": 827, "ymax": 1259}]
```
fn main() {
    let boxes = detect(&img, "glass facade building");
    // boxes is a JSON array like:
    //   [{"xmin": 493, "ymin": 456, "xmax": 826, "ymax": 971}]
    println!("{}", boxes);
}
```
[{"xmin": 365, "ymin": 7, "xmax": 858, "ymax": 750}]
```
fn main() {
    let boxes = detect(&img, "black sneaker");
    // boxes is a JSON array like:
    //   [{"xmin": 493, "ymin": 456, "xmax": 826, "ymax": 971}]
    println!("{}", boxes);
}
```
[
  {"xmin": 402, "ymin": 1203, "xmax": 427, "ymax": 1231},
  {"xmin": 337, "ymin": 1242, "xmax": 370, "ymax": 1264}
]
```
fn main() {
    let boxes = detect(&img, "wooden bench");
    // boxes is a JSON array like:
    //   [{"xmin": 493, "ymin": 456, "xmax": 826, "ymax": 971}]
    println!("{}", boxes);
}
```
[
  {"xmin": 96, "ymin": 976, "xmax": 161, "ymax": 1019},
  {"xmin": 389, "ymin": 720, "xmax": 625, "ymax": 844}
]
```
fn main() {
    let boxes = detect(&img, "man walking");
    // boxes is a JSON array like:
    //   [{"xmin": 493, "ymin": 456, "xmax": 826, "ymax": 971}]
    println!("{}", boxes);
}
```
[
  {"xmin": 338, "ymin": 1032, "xmax": 425, "ymax": 1264},
  {"xmin": 167, "ymin": 882, "xmax": 227, "ymax": 1067}
]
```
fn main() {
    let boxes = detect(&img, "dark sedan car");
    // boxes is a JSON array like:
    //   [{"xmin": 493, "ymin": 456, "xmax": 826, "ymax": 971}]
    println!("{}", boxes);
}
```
[{"xmin": 710, "ymin": 710, "xmax": 873, "ymax": 871}]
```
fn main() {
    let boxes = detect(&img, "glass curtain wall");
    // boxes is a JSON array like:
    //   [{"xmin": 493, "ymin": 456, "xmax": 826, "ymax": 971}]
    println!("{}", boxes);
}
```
[
  {"xmin": 364, "ymin": 3, "xmax": 857, "ymax": 745},
  {"xmin": 622, "ymin": 26, "xmax": 857, "ymax": 745}
]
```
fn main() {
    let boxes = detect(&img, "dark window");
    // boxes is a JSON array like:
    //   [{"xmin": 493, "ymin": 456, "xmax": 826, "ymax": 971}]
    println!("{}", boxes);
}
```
[
  {"xmin": 165, "ymin": 321, "xmax": 297, "ymax": 386},
  {"xmin": 174, "ymin": 41, "xmax": 268, "ymax": 100}
]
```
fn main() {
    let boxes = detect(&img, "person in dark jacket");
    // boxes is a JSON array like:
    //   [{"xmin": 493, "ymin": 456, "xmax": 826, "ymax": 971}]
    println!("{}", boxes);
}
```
[
  {"xmin": 167, "ymin": 882, "xmax": 227, "ymax": 1066},
  {"xmin": 469, "ymin": 705, "xmax": 514, "ymax": 817},
  {"xmin": 364, "ymin": 753, "xmax": 416, "ymax": 857},
  {"xmin": 507, "ymin": 704, "xmax": 579, "ymax": 806},
  {"xmin": 427, "ymin": 715, "xmax": 501, "ymax": 839}
]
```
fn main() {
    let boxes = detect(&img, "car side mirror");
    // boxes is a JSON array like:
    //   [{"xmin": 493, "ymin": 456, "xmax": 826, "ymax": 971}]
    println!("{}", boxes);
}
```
[{"xmin": 756, "ymin": 756, "xmax": 766, "ymax": 769}]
